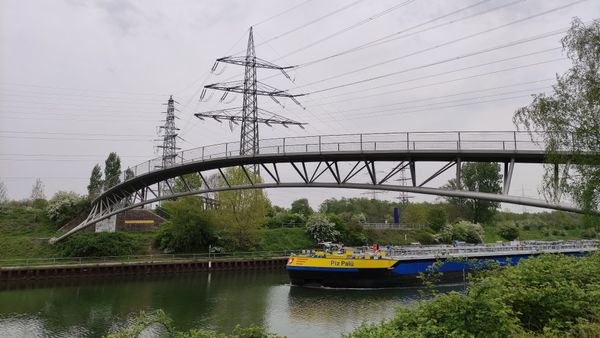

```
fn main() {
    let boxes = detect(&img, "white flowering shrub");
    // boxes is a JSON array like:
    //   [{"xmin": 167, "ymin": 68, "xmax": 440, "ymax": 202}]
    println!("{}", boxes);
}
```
[{"xmin": 305, "ymin": 213, "xmax": 340, "ymax": 243}]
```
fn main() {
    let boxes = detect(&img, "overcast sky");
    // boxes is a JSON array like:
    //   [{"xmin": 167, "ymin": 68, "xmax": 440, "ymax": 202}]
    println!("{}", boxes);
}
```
[{"xmin": 1, "ymin": 0, "xmax": 598, "ymax": 212}]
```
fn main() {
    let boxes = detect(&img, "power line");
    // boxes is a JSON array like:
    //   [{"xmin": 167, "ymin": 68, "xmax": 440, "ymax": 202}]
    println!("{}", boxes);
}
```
[
  {"xmin": 292, "ymin": 0, "xmax": 586, "ymax": 94},
  {"xmin": 321, "ymin": 85, "xmax": 552, "ymax": 118},
  {"xmin": 322, "ymin": 86, "xmax": 552, "ymax": 120},
  {"xmin": 303, "ymin": 48, "xmax": 562, "ymax": 106},
  {"xmin": 294, "ymin": 0, "xmax": 503, "ymax": 68},
  {"xmin": 1, "ymin": 176, "xmax": 88, "ymax": 180},
  {"xmin": 0, "ymin": 89, "xmax": 164, "ymax": 104},
  {"xmin": 252, "ymin": 0, "xmax": 315, "ymax": 27},
  {"xmin": 252, "ymin": 0, "xmax": 365, "ymax": 51},
  {"xmin": 0, "ymin": 130, "xmax": 155, "ymax": 137},
  {"xmin": 325, "ymin": 94, "xmax": 541, "ymax": 122},
  {"xmin": 274, "ymin": 0, "xmax": 418, "ymax": 61},
  {"xmin": 0, "ymin": 135, "xmax": 152, "ymax": 141},
  {"xmin": 0, "ymin": 82, "xmax": 166, "ymax": 97},
  {"xmin": 0, "ymin": 158, "xmax": 116, "ymax": 162},
  {"xmin": 0, "ymin": 153, "xmax": 150, "ymax": 158},
  {"xmin": 0, "ymin": 114, "xmax": 157, "ymax": 123},
  {"xmin": 258, "ymin": 0, "xmax": 499, "ymax": 84},
  {"xmin": 301, "ymin": 31, "xmax": 567, "ymax": 95}
]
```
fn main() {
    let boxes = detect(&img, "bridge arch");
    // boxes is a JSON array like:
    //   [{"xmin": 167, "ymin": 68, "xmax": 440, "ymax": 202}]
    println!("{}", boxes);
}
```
[{"xmin": 51, "ymin": 131, "xmax": 584, "ymax": 243}]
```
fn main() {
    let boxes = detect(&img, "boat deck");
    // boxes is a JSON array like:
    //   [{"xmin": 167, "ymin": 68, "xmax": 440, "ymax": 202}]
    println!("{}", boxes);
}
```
[{"xmin": 385, "ymin": 240, "xmax": 598, "ymax": 260}]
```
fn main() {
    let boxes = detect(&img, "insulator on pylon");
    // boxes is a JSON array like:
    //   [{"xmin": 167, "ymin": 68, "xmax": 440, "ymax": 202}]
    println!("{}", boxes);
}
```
[
  {"xmin": 219, "ymin": 91, "xmax": 229, "ymax": 102},
  {"xmin": 199, "ymin": 88, "xmax": 207, "ymax": 101},
  {"xmin": 270, "ymin": 95, "xmax": 284, "ymax": 107},
  {"xmin": 214, "ymin": 64, "xmax": 227, "ymax": 75},
  {"xmin": 280, "ymin": 69, "xmax": 292, "ymax": 80},
  {"xmin": 223, "ymin": 94, "xmax": 237, "ymax": 104},
  {"xmin": 211, "ymin": 61, "xmax": 219, "ymax": 73}
]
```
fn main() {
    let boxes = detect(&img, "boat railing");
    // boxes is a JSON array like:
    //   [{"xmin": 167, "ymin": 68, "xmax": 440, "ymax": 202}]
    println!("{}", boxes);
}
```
[{"xmin": 386, "ymin": 240, "xmax": 598, "ymax": 257}]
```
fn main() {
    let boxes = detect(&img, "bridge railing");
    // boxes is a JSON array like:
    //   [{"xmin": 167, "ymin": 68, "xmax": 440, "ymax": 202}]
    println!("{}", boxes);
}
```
[{"xmin": 126, "ymin": 131, "xmax": 546, "ymax": 180}]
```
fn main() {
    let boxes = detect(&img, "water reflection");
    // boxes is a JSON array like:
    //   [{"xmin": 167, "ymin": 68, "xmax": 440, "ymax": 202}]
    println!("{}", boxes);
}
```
[{"xmin": 0, "ymin": 271, "xmax": 459, "ymax": 338}]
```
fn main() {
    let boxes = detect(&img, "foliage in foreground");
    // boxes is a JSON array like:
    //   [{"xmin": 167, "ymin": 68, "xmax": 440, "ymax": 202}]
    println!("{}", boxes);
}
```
[
  {"xmin": 346, "ymin": 253, "xmax": 600, "ymax": 338},
  {"xmin": 58, "ymin": 232, "xmax": 141, "ymax": 257},
  {"xmin": 105, "ymin": 310, "xmax": 279, "ymax": 338}
]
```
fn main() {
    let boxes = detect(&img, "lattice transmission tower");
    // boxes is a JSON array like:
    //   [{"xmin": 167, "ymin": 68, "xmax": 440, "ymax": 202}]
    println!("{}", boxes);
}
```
[
  {"xmin": 156, "ymin": 95, "xmax": 180, "ymax": 196},
  {"xmin": 195, "ymin": 27, "xmax": 306, "ymax": 156},
  {"xmin": 395, "ymin": 167, "xmax": 414, "ymax": 204}
]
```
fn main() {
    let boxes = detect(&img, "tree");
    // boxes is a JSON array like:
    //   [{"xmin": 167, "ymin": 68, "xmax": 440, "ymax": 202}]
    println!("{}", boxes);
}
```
[
  {"xmin": 514, "ymin": 18, "xmax": 600, "ymax": 214},
  {"xmin": 400, "ymin": 203, "xmax": 428, "ymax": 225},
  {"xmin": 427, "ymin": 207, "xmax": 448, "ymax": 231},
  {"xmin": 87, "ymin": 164, "xmax": 103, "ymax": 199},
  {"xmin": 437, "ymin": 221, "xmax": 484, "ymax": 244},
  {"xmin": 305, "ymin": 213, "xmax": 340, "ymax": 243},
  {"xmin": 291, "ymin": 198, "xmax": 313, "ymax": 216},
  {"xmin": 46, "ymin": 191, "xmax": 89, "ymax": 226},
  {"xmin": 497, "ymin": 222, "xmax": 520, "ymax": 241},
  {"xmin": 0, "ymin": 180, "xmax": 7, "ymax": 204},
  {"xmin": 215, "ymin": 167, "xmax": 270, "ymax": 250},
  {"xmin": 319, "ymin": 197, "xmax": 403, "ymax": 222},
  {"xmin": 172, "ymin": 173, "xmax": 202, "ymax": 193},
  {"xmin": 154, "ymin": 197, "xmax": 217, "ymax": 253},
  {"xmin": 30, "ymin": 178, "xmax": 45, "ymax": 200},
  {"xmin": 445, "ymin": 162, "xmax": 502, "ymax": 224},
  {"xmin": 104, "ymin": 152, "xmax": 121, "ymax": 190}
]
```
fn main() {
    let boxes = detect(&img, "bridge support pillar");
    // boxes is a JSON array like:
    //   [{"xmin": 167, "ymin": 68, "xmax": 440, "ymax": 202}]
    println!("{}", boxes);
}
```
[
  {"xmin": 409, "ymin": 161, "xmax": 416, "ymax": 187},
  {"xmin": 456, "ymin": 158, "xmax": 461, "ymax": 189},
  {"xmin": 503, "ymin": 159, "xmax": 515, "ymax": 195}
]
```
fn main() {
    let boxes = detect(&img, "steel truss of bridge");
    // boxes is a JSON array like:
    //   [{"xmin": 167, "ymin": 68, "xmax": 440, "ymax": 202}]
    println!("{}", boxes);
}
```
[{"xmin": 51, "ymin": 131, "xmax": 586, "ymax": 243}]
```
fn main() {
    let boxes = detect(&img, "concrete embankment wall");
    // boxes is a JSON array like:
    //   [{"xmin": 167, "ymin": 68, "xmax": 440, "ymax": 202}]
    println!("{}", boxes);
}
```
[{"xmin": 0, "ymin": 257, "xmax": 288, "ymax": 281}]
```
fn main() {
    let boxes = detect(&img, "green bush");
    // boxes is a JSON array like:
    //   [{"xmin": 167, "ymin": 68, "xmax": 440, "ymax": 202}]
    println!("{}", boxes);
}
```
[
  {"xmin": 437, "ymin": 221, "xmax": 484, "ymax": 244},
  {"xmin": 413, "ymin": 230, "xmax": 436, "ymax": 245},
  {"xmin": 426, "ymin": 206, "xmax": 448, "ymax": 231},
  {"xmin": 582, "ymin": 228, "xmax": 597, "ymax": 239},
  {"xmin": 58, "ymin": 232, "xmax": 141, "ymax": 257},
  {"xmin": 332, "ymin": 214, "xmax": 368, "ymax": 246},
  {"xmin": 46, "ymin": 191, "xmax": 90, "ymax": 227},
  {"xmin": 154, "ymin": 197, "xmax": 217, "ymax": 253},
  {"xmin": 263, "ymin": 211, "xmax": 306, "ymax": 228},
  {"xmin": 347, "ymin": 253, "xmax": 600, "ymax": 337},
  {"xmin": 497, "ymin": 222, "xmax": 520, "ymax": 241}
]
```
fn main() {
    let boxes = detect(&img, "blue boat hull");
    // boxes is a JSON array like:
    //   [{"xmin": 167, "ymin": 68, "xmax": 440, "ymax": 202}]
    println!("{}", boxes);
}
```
[{"xmin": 288, "ymin": 252, "xmax": 584, "ymax": 288}]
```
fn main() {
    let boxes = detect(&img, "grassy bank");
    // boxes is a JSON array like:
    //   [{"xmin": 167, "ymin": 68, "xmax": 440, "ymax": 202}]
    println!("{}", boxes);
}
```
[
  {"xmin": 0, "ymin": 205, "xmax": 57, "ymax": 259},
  {"xmin": 1, "ymin": 203, "xmax": 596, "ymax": 261}
]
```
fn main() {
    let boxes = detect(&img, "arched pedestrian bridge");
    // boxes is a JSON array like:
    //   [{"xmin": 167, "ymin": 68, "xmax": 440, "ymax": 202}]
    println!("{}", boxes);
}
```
[{"xmin": 51, "ymin": 131, "xmax": 583, "ymax": 243}]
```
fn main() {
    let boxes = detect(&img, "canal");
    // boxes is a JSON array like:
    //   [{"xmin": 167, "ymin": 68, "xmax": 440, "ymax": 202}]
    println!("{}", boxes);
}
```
[{"xmin": 0, "ymin": 270, "xmax": 458, "ymax": 337}]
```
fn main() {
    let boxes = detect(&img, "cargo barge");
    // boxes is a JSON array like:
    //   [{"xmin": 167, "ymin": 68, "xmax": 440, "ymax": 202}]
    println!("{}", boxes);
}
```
[{"xmin": 286, "ymin": 240, "xmax": 598, "ymax": 288}]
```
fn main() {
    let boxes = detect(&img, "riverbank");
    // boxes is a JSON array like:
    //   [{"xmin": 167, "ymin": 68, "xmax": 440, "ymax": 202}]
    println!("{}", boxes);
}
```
[{"xmin": 0, "ymin": 253, "xmax": 290, "ymax": 281}]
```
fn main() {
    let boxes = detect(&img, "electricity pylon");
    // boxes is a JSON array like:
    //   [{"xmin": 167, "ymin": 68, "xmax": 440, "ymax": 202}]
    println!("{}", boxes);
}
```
[
  {"xmin": 195, "ymin": 27, "xmax": 306, "ymax": 156},
  {"xmin": 156, "ymin": 95, "xmax": 180, "ymax": 197}
]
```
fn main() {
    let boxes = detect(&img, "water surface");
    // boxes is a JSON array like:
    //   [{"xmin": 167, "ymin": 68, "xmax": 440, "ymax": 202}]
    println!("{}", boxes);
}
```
[{"xmin": 0, "ymin": 270, "xmax": 458, "ymax": 337}]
